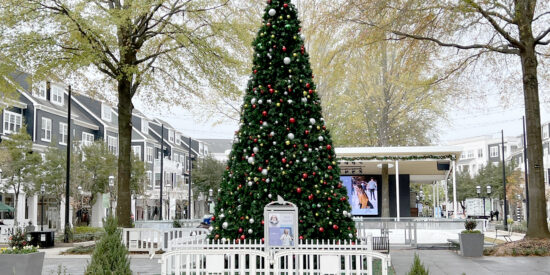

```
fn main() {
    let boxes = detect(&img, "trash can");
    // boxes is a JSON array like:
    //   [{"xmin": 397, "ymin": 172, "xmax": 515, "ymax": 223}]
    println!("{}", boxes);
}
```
[{"xmin": 27, "ymin": 231, "xmax": 55, "ymax": 248}]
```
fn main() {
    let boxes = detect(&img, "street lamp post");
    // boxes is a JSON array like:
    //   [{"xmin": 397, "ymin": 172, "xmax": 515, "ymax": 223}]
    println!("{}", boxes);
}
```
[
  {"xmin": 108, "ymin": 176, "xmax": 115, "ymax": 217},
  {"xmin": 78, "ymin": 186, "xmax": 83, "ymax": 224},
  {"xmin": 40, "ymin": 185, "xmax": 45, "ymax": 231}
]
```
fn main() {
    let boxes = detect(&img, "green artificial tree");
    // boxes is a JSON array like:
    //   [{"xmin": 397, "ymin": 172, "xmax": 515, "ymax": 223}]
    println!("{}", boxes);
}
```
[{"xmin": 210, "ymin": 0, "xmax": 356, "ymax": 242}]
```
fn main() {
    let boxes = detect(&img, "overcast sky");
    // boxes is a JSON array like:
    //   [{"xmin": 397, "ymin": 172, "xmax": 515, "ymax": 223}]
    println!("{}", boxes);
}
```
[{"xmin": 136, "ymin": 92, "xmax": 550, "ymax": 144}]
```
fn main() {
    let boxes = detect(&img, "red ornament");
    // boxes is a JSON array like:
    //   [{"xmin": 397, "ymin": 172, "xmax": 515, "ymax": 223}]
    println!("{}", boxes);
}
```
[
  {"xmin": 238, "ymin": 228, "xmax": 243, "ymax": 233},
  {"xmin": 308, "ymin": 194, "xmax": 314, "ymax": 200},
  {"xmin": 211, "ymin": 216, "xmax": 215, "ymax": 221},
  {"xmin": 282, "ymin": 158, "xmax": 287, "ymax": 163},
  {"xmin": 341, "ymin": 197, "xmax": 347, "ymax": 201},
  {"xmin": 258, "ymin": 167, "xmax": 263, "ymax": 172},
  {"xmin": 333, "ymin": 225, "xmax": 339, "ymax": 230},
  {"xmin": 240, "ymin": 235, "xmax": 246, "ymax": 240},
  {"xmin": 323, "ymin": 125, "xmax": 327, "ymax": 130},
  {"xmin": 309, "ymin": 89, "xmax": 313, "ymax": 94},
  {"xmin": 261, "ymin": 238, "xmax": 265, "ymax": 243},
  {"xmin": 319, "ymin": 227, "xmax": 325, "ymax": 233},
  {"xmin": 262, "ymin": 111, "xmax": 268, "ymax": 117},
  {"xmin": 261, "ymin": 220, "xmax": 265, "ymax": 225},
  {"xmin": 296, "ymin": 187, "xmax": 302, "ymax": 194},
  {"xmin": 284, "ymin": 3, "xmax": 288, "ymax": 8},
  {"xmin": 268, "ymin": 84, "xmax": 272, "ymax": 88},
  {"xmin": 327, "ymin": 145, "xmax": 332, "ymax": 150},
  {"xmin": 253, "ymin": 70, "xmax": 257, "ymax": 74},
  {"xmin": 254, "ymin": 138, "xmax": 258, "ymax": 143},
  {"xmin": 338, "ymin": 182, "xmax": 343, "ymax": 188},
  {"xmin": 306, "ymin": 83, "xmax": 311, "ymax": 89},
  {"xmin": 305, "ymin": 130, "xmax": 309, "ymax": 135},
  {"xmin": 290, "ymin": 118, "xmax": 295, "ymax": 123},
  {"xmin": 328, "ymin": 165, "xmax": 333, "ymax": 170},
  {"xmin": 328, "ymin": 197, "xmax": 332, "ymax": 201},
  {"xmin": 282, "ymin": 46, "xmax": 287, "ymax": 52},
  {"xmin": 299, "ymin": 235, "xmax": 304, "ymax": 240},
  {"xmin": 269, "ymin": 88, "xmax": 274, "ymax": 94},
  {"xmin": 267, "ymin": 22, "xmax": 271, "ymax": 27},
  {"xmin": 302, "ymin": 173, "xmax": 308, "ymax": 179},
  {"xmin": 215, "ymin": 234, "xmax": 220, "ymax": 239},
  {"xmin": 304, "ymin": 144, "xmax": 308, "ymax": 148}
]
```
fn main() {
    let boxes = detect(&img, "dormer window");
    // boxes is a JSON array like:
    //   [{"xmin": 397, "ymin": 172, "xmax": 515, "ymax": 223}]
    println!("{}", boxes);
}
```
[
  {"xmin": 51, "ymin": 85, "xmax": 64, "ymax": 105},
  {"xmin": 102, "ymin": 104, "xmax": 112, "ymax": 122},
  {"xmin": 33, "ymin": 82, "xmax": 47, "ymax": 99},
  {"xmin": 169, "ymin": 130, "xmax": 174, "ymax": 143},
  {"xmin": 141, "ymin": 119, "xmax": 149, "ymax": 133},
  {"xmin": 175, "ymin": 134, "xmax": 181, "ymax": 145}
]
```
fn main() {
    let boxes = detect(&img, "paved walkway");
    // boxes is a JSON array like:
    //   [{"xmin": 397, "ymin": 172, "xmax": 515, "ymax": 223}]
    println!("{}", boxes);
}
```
[{"xmin": 391, "ymin": 249, "xmax": 550, "ymax": 275}]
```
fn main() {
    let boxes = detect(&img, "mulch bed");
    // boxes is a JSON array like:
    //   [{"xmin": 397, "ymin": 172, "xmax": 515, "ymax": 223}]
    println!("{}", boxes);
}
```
[{"xmin": 484, "ymin": 239, "xmax": 550, "ymax": 256}]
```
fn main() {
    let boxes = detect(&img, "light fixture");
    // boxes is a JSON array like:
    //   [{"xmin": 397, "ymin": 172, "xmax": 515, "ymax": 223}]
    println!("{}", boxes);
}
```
[
  {"xmin": 476, "ymin": 185, "xmax": 481, "ymax": 195},
  {"xmin": 109, "ymin": 175, "xmax": 115, "ymax": 188},
  {"xmin": 209, "ymin": 189, "xmax": 213, "ymax": 197},
  {"xmin": 78, "ymin": 185, "xmax": 83, "ymax": 194},
  {"xmin": 40, "ymin": 184, "xmax": 45, "ymax": 194},
  {"xmin": 487, "ymin": 185, "xmax": 492, "ymax": 195},
  {"xmin": 376, "ymin": 163, "xmax": 394, "ymax": 169}
]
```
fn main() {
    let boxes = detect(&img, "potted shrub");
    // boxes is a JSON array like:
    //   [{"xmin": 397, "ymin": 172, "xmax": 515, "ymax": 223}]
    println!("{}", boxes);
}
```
[
  {"xmin": 0, "ymin": 228, "xmax": 45, "ymax": 275},
  {"xmin": 459, "ymin": 219, "xmax": 484, "ymax": 257}
]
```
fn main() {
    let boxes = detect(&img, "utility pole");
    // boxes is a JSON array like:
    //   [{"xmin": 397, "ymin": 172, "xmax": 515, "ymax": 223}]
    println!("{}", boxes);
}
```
[
  {"xmin": 522, "ymin": 116, "xmax": 529, "ymax": 223},
  {"xmin": 188, "ymin": 136, "xmax": 193, "ymax": 220},
  {"xmin": 502, "ymin": 130, "xmax": 508, "ymax": 230},
  {"xmin": 159, "ymin": 124, "xmax": 164, "ymax": 220},
  {"xmin": 64, "ymin": 85, "xmax": 71, "ymax": 243}
]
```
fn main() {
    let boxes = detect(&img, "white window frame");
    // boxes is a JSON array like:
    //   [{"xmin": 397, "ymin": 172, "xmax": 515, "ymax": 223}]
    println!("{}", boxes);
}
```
[
  {"xmin": 175, "ymin": 134, "xmax": 181, "ymax": 145},
  {"xmin": 146, "ymin": 147, "xmax": 154, "ymax": 163},
  {"xmin": 141, "ymin": 120, "xmax": 149, "ymax": 133},
  {"xmin": 59, "ymin": 122, "xmax": 68, "ymax": 145},
  {"xmin": 108, "ymin": 136, "xmax": 118, "ymax": 155},
  {"xmin": 101, "ymin": 104, "xmax": 112, "ymax": 122},
  {"xmin": 467, "ymin": 150, "xmax": 474, "ymax": 159},
  {"xmin": 490, "ymin": 146, "xmax": 499, "ymax": 158},
  {"xmin": 477, "ymin": 149, "xmax": 483, "ymax": 158},
  {"xmin": 146, "ymin": 171, "xmax": 153, "ymax": 189},
  {"xmin": 132, "ymin": 146, "xmax": 142, "ymax": 160},
  {"xmin": 544, "ymin": 126, "xmax": 549, "ymax": 139},
  {"xmin": 173, "ymin": 153, "xmax": 178, "ymax": 162},
  {"xmin": 50, "ymin": 85, "xmax": 64, "ymax": 105},
  {"xmin": 169, "ymin": 130, "xmax": 174, "ymax": 143},
  {"xmin": 3, "ymin": 110, "xmax": 22, "ymax": 134},
  {"xmin": 179, "ymin": 154, "xmax": 185, "ymax": 164},
  {"xmin": 82, "ymin": 132, "xmax": 94, "ymax": 146},
  {"xmin": 41, "ymin": 117, "xmax": 52, "ymax": 142},
  {"xmin": 34, "ymin": 81, "xmax": 47, "ymax": 99}
]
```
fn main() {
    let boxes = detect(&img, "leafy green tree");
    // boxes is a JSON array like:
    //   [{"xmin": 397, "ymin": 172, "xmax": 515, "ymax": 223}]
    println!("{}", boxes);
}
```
[
  {"xmin": 192, "ymin": 155, "xmax": 225, "ymax": 200},
  {"xmin": 0, "ymin": 127, "xmax": 41, "ymax": 225},
  {"xmin": 85, "ymin": 217, "xmax": 131, "ymax": 275},
  {"xmin": 1, "ymin": 0, "xmax": 246, "ymax": 227},
  {"xmin": 210, "ymin": 0, "xmax": 355, "ymax": 241},
  {"xmin": 339, "ymin": 0, "xmax": 550, "ymax": 239}
]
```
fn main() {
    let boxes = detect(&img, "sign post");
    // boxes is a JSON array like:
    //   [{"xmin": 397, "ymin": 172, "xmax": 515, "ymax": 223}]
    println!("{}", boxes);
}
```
[{"xmin": 264, "ymin": 196, "xmax": 298, "ymax": 250}]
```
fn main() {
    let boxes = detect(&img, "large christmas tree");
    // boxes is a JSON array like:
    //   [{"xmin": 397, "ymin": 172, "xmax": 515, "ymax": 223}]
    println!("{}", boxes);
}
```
[{"xmin": 210, "ymin": 0, "xmax": 356, "ymax": 241}]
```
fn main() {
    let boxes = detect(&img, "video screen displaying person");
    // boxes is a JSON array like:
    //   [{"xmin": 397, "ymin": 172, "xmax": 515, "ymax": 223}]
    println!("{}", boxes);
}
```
[
  {"xmin": 341, "ymin": 176, "xmax": 379, "ymax": 215},
  {"xmin": 268, "ymin": 213, "xmax": 295, "ymax": 246}
]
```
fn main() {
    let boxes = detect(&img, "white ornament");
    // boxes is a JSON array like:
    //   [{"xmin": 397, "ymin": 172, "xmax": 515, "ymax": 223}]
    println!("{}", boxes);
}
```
[
  {"xmin": 258, "ymin": 99, "xmax": 263, "ymax": 104},
  {"xmin": 222, "ymin": 222, "xmax": 228, "ymax": 229},
  {"xmin": 248, "ymin": 229, "xmax": 253, "ymax": 234},
  {"xmin": 248, "ymin": 157, "xmax": 255, "ymax": 164},
  {"xmin": 301, "ymin": 98, "xmax": 307, "ymax": 103},
  {"xmin": 300, "ymin": 34, "xmax": 306, "ymax": 40},
  {"xmin": 248, "ymin": 181, "xmax": 253, "ymax": 186},
  {"xmin": 263, "ymin": 122, "xmax": 268, "ymax": 127},
  {"xmin": 209, "ymin": 226, "xmax": 213, "ymax": 232},
  {"xmin": 222, "ymin": 237, "xmax": 227, "ymax": 243},
  {"xmin": 270, "ymin": 131, "xmax": 275, "ymax": 136},
  {"xmin": 349, "ymin": 233, "xmax": 353, "ymax": 238},
  {"xmin": 268, "ymin": 193, "xmax": 272, "ymax": 199},
  {"xmin": 262, "ymin": 169, "xmax": 268, "ymax": 176},
  {"xmin": 220, "ymin": 213, "xmax": 225, "ymax": 218},
  {"xmin": 284, "ymin": 57, "xmax": 291, "ymax": 65},
  {"xmin": 269, "ymin": 9, "xmax": 276, "ymax": 16},
  {"xmin": 318, "ymin": 136, "xmax": 324, "ymax": 142},
  {"xmin": 253, "ymin": 147, "xmax": 259, "ymax": 153},
  {"xmin": 273, "ymin": 141, "xmax": 277, "ymax": 145},
  {"xmin": 303, "ymin": 158, "xmax": 308, "ymax": 162},
  {"xmin": 267, "ymin": 99, "xmax": 272, "ymax": 104},
  {"xmin": 309, "ymin": 118, "xmax": 316, "ymax": 124},
  {"xmin": 343, "ymin": 210, "xmax": 348, "ymax": 216},
  {"xmin": 288, "ymin": 133, "xmax": 295, "ymax": 140},
  {"xmin": 249, "ymin": 218, "xmax": 255, "ymax": 224},
  {"xmin": 251, "ymin": 98, "xmax": 257, "ymax": 104},
  {"xmin": 288, "ymin": 99, "xmax": 293, "ymax": 104}
]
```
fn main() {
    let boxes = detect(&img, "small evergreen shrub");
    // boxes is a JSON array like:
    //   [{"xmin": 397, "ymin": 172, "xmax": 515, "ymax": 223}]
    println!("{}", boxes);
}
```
[
  {"xmin": 173, "ymin": 220, "xmax": 181, "ymax": 228},
  {"xmin": 85, "ymin": 217, "xmax": 131, "ymax": 275},
  {"xmin": 407, "ymin": 254, "xmax": 429, "ymax": 275},
  {"xmin": 462, "ymin": 219, "xmax": 480, "ymax": 233}
]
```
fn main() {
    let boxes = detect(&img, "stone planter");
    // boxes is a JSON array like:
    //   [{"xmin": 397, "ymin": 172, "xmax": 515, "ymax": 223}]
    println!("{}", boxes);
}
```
[
  {"xmin": 0, "ymin": 252, "xmax": 45, "ymax": 275},
  {"xmin": 459, "ymin": 233, "xmax": 484, "ymax": 257}
]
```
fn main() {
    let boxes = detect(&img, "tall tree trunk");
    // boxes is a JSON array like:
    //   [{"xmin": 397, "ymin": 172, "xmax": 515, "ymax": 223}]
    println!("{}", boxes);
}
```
[
  {"xmin": 117, "ymin": 76, "xmax": 133, "ymax": 228},
  {"xmin": 516, "ymin": 0, "xmax": 550, "ymax": 238},
  {"xmin": 521, "ymin": 46, "xmax": 550, "ymax": 238}
]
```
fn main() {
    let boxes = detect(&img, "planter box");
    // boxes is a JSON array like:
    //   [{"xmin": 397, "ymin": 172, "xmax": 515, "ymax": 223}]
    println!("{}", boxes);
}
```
[
  {"xmin": 0, "ymin": 252, "xmax": 45, "ymax": 275},
  {"xmin": 459, "ymin": 233, "xmax": 484, "ymax": 257}
]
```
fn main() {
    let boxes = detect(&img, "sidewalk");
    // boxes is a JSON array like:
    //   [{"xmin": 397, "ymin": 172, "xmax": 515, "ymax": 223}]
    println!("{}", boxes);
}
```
[
  {"xmin": 391, "ymin": 249, "xmax": 550, "ymax": 275},
  {"xmin": 40, "ymin": 246, "xmax": 161, "ymax": 275},
  {"xmin": 484, "ymin": 230, "xmax": 525, "ymax": 242}
]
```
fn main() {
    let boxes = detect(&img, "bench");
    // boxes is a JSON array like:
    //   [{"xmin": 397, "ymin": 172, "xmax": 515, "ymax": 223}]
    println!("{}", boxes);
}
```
[{"xmin": 494, "ymin": 228, "xmax": 512, "ymax": 243}]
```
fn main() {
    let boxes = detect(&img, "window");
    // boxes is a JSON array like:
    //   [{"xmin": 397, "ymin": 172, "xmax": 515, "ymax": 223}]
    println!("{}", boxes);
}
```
[
  {"xmin": 490, "ymin": 146, "xmax": 499, "ymax": 158},
  {"xmin": 132, "ymin": 146, "xmax": 141, "ymax": 160},
  {"xmin": 51, "ymin": 85, "xmax": 64, "ymax": 105},
  {"xmin": 155, "ymin": 173, "xmax": 161, "ymax": 187},
  {"xmin": 180, "ymin": 154, "xmax": 185, "ymax": 164},
  {"xmin": 173, "ymin": 153, "xmax": 178, "ymax": 162},
  {"xmin": 101, "ymin": 104, "xmax": 112, "ymax": 122},
  {"xmin": 146, "ymin": 147, "xmax": 154, "ymax": 163},
  {"xmin": 544, "ymin": 126, "xmax": 549, "ymax": 139},
  {"xmin": 34, "ymin": 82, "xmax": 46, "ymax": 99},
  {"xmin": 41, "ymin": 117, "xmax": 52, "ymax": 141},
  {"xmin": 477, "ymin": 149, "xmax": 483, "ymax": 158},
  {"xmin": 108, "ymin": 136, "xmax": 118, "ymax": 155},
  {"xmin": 82, "ymin": 132, "xmax": 94, "ymax": 146},
  {"xmin": 146, "ymin": 171, "xmax": 152, "ymax": 188},
  {"xmin": 169, "ymin": 130, "xmax": 174, "ymax": 143},
  {"xmin": 141, "ymin": 119, "xmax": 149, "ymax": 133},
  {"xmin": 175, "ymin": 134, "xmax": 181, "ymax": 145},
  {"xmin": 156, "ymin": 148, "xmax": 161, "ymax": 160},
  {"xmin": 3, "ymin": 111, "xmax": 22, "ymax": 134},
  {"xmin": 59, "ymin": 123, "xmax": 68, "ymax": 145},
  {"xmin": 467, "ymin": 150, "xmax": 474, "ymax": 159},
  {"xmin": 460, "ymin": 152, "xmax": 466, "ymax": 159}
]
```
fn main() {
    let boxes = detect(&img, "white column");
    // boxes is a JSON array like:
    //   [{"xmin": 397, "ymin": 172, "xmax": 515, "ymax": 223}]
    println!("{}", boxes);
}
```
[
  {"xmin": 29, "ymin": 195, "xmax": 38, "ymax": 227},
  {"xmin": 436, "ymin": 181, "xmax": 440, "ymax": 217},
  {"xmin": 91, "ymin": 193, "xmax": 105, "ymax": 227},
  {"xmin": 444, "ymin": 180, "xmax": 449, "ymax": 218},
  {"xmin": 395, "ymin": 160, "xmax": 400, "ymax": 221},
  {"xmin": 452, "ymin": 160, "xmax": 458, "ymax": 218},
  {"xmin": 432, "ymin": 182, "xmax": 436, "ymax": 218},
  {"xmin": 16, "ymin": 194, "xmax": 26, "ymax": 225}
]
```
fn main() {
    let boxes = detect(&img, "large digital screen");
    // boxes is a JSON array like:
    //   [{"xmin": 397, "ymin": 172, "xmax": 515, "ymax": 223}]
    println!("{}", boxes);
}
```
[{"xmin": 341, "ymin": 176, "xmax": 379, "ymax": 216}]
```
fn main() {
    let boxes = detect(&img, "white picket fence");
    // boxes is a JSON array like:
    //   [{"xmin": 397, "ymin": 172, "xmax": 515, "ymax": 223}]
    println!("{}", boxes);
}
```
[
  {"xmin": 160, "ymin": 235, "xmax": 392, "ymax": 275},
  {"xmin": 122, "ymin": 228, "xmax": 209, "ymax": 252}
]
